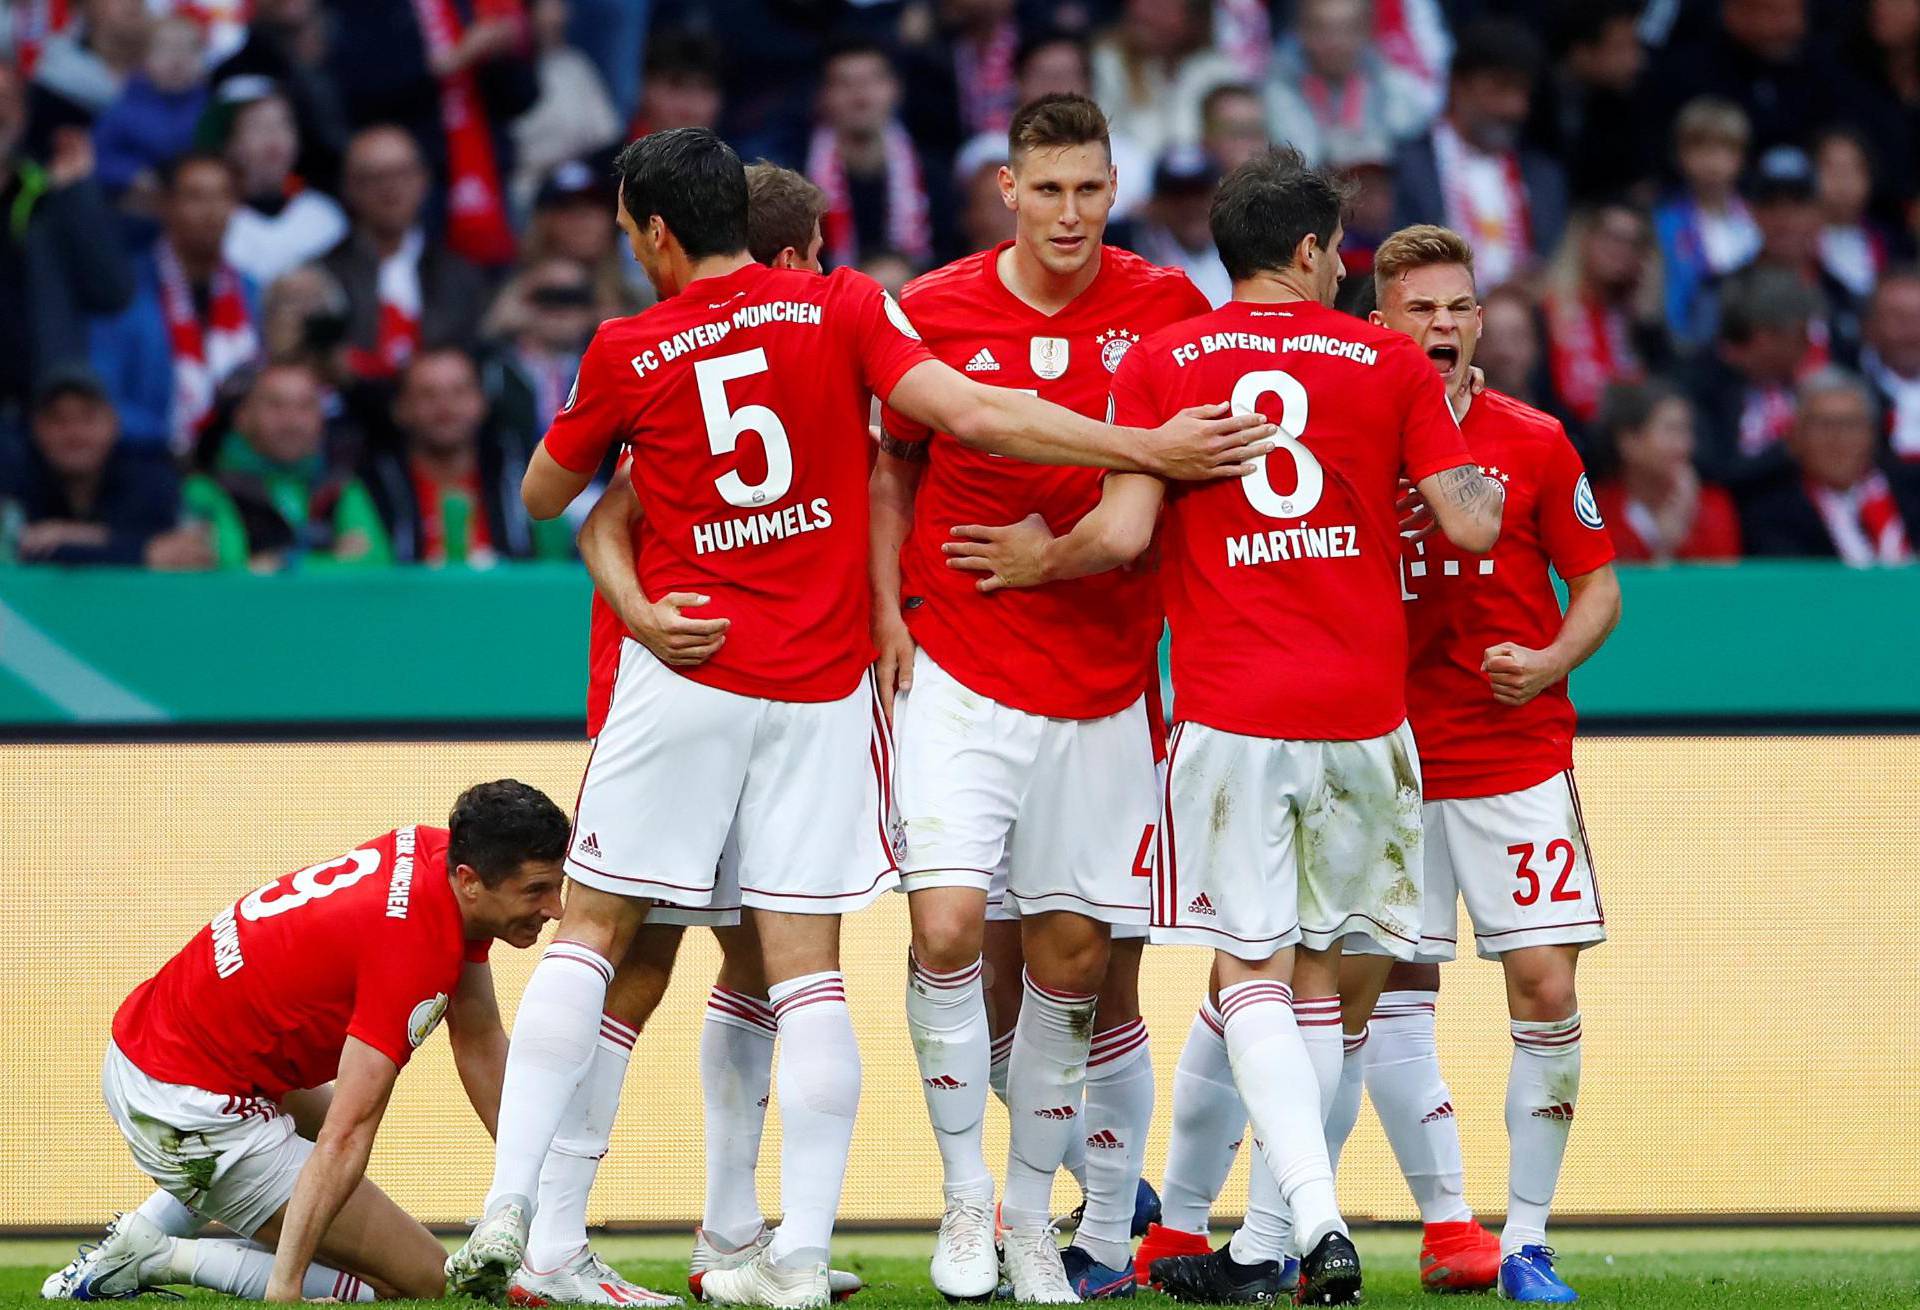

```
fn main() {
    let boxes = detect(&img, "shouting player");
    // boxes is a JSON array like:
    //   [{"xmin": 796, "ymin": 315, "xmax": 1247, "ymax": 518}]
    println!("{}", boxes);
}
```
[
  {"xmin": 871, "ymin": 93, "xmax": 1210, "ymax": 1304},
  {"xmin": 445, "ymin": 127, "xmax": 1276, "ymax": 1310},
  {"xmin": 944, "ymin": 149, "xmax": 1505, "ymax": 1306},
  {"xmin": 47, "ymin": 782, "xmax": 569, "ymax": 1304}
]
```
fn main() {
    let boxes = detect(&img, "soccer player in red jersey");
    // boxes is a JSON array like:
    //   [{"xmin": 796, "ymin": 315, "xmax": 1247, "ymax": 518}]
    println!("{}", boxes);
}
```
[
  {"xmin": 48, "ymin": 782, "xmax": 568, "ymax": 1305},
  {"xmin": 447, "ymin": 127, "xmax": 1275, "ymax": 1310},
  {"xmin": 945, "ymin": 149, "xmax": 1505, "ymax": 1306},
  {"xmin": 869, "ymin": 94, "xmax": 1211, "ymax": 1303}
]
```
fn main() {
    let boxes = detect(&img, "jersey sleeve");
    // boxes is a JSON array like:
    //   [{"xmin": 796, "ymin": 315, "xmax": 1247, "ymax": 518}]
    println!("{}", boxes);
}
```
[
  {"xmin": 347, "ymin": 926, "xmax": 458, "ymax": 1070},
  {"xmin": 1537, "ymin": 432, "xmax": 1617, "ymax": 578},
  {"xmin": 542, "ymin": 326, "xmax": 634, "ymax": 475},
  {"xmin": 1395, "ymin": 347, "xmax": 1471, "ymax": 483},
  {"xmin": 833, "ymin": 269, "xmax": 935, "ymax": 401},
  {"xmin": 1108, "ymin": 337, "xmax": 1163, "ymax": 430}
]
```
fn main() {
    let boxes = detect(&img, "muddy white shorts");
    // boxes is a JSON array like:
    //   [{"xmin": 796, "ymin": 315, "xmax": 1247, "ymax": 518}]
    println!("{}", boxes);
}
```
[
  {"xmin": 1151, "ymin": 719, "xmax": 1425, "ymax": 961},
  {"xmin": 102, "ymin": 1041, "xmax": 307, "ymax": 1237},
  {"xmin": 893, "ymin": 649, "xmax": 1156, "ymax": 929},
  {"xmin": 567, "ymin": 640, "xmax": 900, "ymax": 918}
]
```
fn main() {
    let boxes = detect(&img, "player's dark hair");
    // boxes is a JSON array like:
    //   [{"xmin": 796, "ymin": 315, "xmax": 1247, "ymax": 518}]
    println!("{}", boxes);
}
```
[
  {"xmin": 160, "ymin": 150, "xmax": 238, "ymax": 194},
  {"xmin": 1210, "ymin": 145, "xmax": 1353, "ymax": 283},
  {"xmin": 1008, "ymin": 92, "xmax": 1110, "ymax": 161},
  {"xmin": 1449, "ymin": 19, "xmax": 1545, "ymax": 85},
  {"xmin": 614, "ymin": 128, "xmax": 749, "ymax": 260},
  {"xmin": 745, "ymin": 161, "xmax": 827, "ymax": 265},
  {"xmin": 447, "ymin": 780, "xmax": 571, "ymax": 887}
]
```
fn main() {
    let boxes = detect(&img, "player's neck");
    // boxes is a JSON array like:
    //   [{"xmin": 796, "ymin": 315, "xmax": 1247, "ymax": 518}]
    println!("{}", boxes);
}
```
[
  {"xmin": 1232, "ymin": 269, "xmax": 1318, "ymax": 305},
  {"xmin": 666, "ymin": 250, "xmax": 757, "ymax": 297},
  {"xmin": 1000, "ymin": 238, "xmax": 1102, "ymax": 314},
  {"xmin": 1450, "ymin": 382, "xmax": 1475, "ymax": 421}
]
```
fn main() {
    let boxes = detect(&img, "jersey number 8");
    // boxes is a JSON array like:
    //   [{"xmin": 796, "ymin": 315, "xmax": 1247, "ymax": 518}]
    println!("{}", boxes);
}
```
[
  {"xmin": 697, "ymin": 350, "xmax": 793, "ymax": 509},
  {"xmin": 1231, "ymin": 369, "xmax": 1323, "ymax": 519}
]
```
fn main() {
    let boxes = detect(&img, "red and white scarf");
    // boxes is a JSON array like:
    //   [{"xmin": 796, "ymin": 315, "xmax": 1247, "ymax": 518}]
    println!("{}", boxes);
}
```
[
  {"xmin": 1214, "ymin": 0, "xmax": 1272, "ymax": 81},
  {"xmin": 1545, "ymin": 290, "xmax": 1642, "ymax": 424},
  {"xmin": 807, "ymin": 121, "xmax": 931, "ymax": 267},
  {"xmin": 157, "ymin": 241, "xmax": 258, "ymax": 454},
  {"xmin": 954, "ymin": 19, "xmax": 1018, "ymax": 136},
  {"xmin": 1433, "ymin": 119, "xmax": 1529, "ymax": 288},
  {"xmin": 1374, "ymin": 0, "xmax": 1448, "ymax": 102},
  {"xmin": 12, "ymin": 0, "xmax": 68, "ymax": 76},
  {"xmin": 346, "ymin": 230, "xmax": 425, "ymax": 379},
  {"xmin": 1809, "ymin": 471, "xmax": 1912, "ymax": 566},
  {"xmin": 412, "ymin": 0, "xmax": 519, "ymax": 267},
  {"xmin": 1737, "ymin": 384, "xmax": 1796, "ymax": 458}
]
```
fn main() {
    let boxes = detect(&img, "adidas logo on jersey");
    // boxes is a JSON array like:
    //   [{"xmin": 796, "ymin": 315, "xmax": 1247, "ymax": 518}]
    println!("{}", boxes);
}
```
[
  {"xmin": 1187, "ymin": 892, "xmax": 1216, "ymax": 917},
  {"xmin": 1422, "ymin": 1101, "xmax": 1455, "ymax": 1124},
  {"xmin": 1034, "ymin": 1105, "xmax": 1078, "ymax": 1120},
  {"xmin": 964, "ymin": 348, "xmax": 1001, "ymax": 372},
  {"xmin": 924, "ymin": 1074, "xmax": 967, "ymax": 1090},
  {"xmin": 577, "ymin": 832, "xmax": 602, "ymax": 858},
  {"xmin": 1531, "ymin": 1102, "xmax": 1576, "ymax": 1122},
  {"xmin": 1085, "ymin": 1129, "xmax": 1124, "ymax": 1150}
]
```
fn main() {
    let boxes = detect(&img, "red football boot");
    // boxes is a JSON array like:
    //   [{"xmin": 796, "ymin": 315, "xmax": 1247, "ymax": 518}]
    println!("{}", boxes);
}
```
[
  {"xmin": 1133, "ymin": 1223, "xmax": 1212, "ymax": 1287},
  {"xmin": 1419, "ymin": 1219, "xmax": 1502, "ymax": 1292}
]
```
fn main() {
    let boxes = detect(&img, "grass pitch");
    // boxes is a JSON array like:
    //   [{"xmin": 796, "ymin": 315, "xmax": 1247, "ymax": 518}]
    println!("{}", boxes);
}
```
[{"xmin": 2, "ymin": 1227, "xmax": 1916, "ymax": 1308}]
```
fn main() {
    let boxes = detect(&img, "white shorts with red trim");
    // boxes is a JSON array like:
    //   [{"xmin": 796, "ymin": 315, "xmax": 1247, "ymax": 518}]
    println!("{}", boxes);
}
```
[
  {"xmin": 1353, "ymin": 770, "xmax": 1606, "ymax": 961},
  {"xmin": 1150, "ymin": 719, "xmax": 1425, "ymax": 962},
  {"xmin": 892, "ymin": 649, "xmax": 1155, "ymax": 929},
  {"xmin": 566, "ymin": 640, "xmax": 900, "ymax": 917}
]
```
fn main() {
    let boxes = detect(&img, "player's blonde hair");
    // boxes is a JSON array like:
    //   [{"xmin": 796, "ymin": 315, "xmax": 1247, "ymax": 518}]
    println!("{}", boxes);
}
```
[
  {"xmin": 1008, "ymin": 93, "xmax": 1111, "ymax": 164},
  {"xmin": 1372, "ymin": 224, "xmax": 1475, "ymax": 302}
]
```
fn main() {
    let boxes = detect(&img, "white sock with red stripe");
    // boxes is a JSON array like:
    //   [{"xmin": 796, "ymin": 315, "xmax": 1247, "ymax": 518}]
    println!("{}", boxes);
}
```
[
  {"xmin": 1323, "ymin": 1027, "xmax": 1369, "ymax": 1173},
  {"xmin": 1365, "ymin": 991, "xmax": 1471, "ymax": 1224},
  {"xmin": 905, "ymin": 954, "xmax": 994, "ymax": 1204},
  {"xmin": 988, "ymin": 1029, "xmax": 1014, "ymax": 1106},
  {"xmin": 1218, "ymin": 980, "xmax": 1344, "ymax": 1254},
  {"xmin": 1503, "ymin": 1013, "xmax": 1581, "ymax": 1256},
  {"xmin": 163, "ymin": 1239, "xmax": 373, "ymax": 1301},
  {"xmin": 1292, "ymin": 994, "xmax": 1344, "ymax": 1124},
  {"xmin": 1001, "ymin": 970, "xmax": 1098, "ymax": 1229},
  {"xmin": 701, "ymin": 986, "xmax": 777, "ymax": 1248},
  {"xmin": 767, "ymin": 972, "xmax": 859, "ymax": 1268},
  {"xmin": 1076, "ymin": 1019, "xmax": 1153, "ymax": 1269},
  {"xmin": 133, "ymin": 1189, "xmax": 202, "ymax": 1237},
  {"xmin": 486, "ymin": 941, "xmax": 614, "ymax": 1211},
  {"xmin": 526, "ymin": 1012, "xmax": 636, "ymax": 1271},
  {"xmin": 1159, "ymin": 999, "xmax": 1244, "ymax": 1236}
]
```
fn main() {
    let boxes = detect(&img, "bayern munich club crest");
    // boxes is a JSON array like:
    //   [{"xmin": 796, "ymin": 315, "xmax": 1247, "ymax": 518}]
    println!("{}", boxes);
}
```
[{"xmin": 1097, "ymin": 328, "xmax": 1140, "ymax": 373}]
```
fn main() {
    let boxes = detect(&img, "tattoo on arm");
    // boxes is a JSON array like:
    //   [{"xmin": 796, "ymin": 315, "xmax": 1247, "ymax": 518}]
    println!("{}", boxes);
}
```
[
  {"xmin": 1436, "ymin": 463, "xmax": 1502, "ymax": 518},
  {"xmin": 877, "ymin": 432, "xmax": 930, "ymax": 462}
]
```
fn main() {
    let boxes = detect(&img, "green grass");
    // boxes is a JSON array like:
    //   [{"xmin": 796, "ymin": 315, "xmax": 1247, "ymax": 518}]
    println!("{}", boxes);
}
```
[{"xmin": 6, "ymin": 1228, "xmax": 1918, "ymax": 1308}]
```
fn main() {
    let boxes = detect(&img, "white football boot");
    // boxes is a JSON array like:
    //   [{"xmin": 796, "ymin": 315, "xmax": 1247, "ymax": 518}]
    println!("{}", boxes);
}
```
[
  {"xmin": 1000, "ymin": 1227, "xmax": 1079, "ymax": 1304},
  {"xmin": 509, "ymin": 1249, "xmax": 683, "ymax": 1307},
  {"xmin": 45, "ymin": 1212, "xmax": 170, "ymax": 1300},
  {"xmin": 691, "ymin": 1248, "xmax": 828, "ymax": 1310},
  {"xmin": 690, "ymin": 1227, "xmax": 861, "ymax": 1302},
  {"xmin": 446, "ymin": 1193, "xmax": 532, "ymax": 1303},
  {"xmin": 930, "ymin": 1195, "xmax": 998, "ymax": 1301}
]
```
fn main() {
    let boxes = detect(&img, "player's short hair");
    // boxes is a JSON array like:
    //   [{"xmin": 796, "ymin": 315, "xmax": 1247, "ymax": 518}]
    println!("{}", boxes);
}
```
[
  {"xmin": 1209, "ymin": 145, "xmax": 1353, "ymax": 283},
  {"xmin": 1008, "ymin": 93, "xmax": 1110, "ymax": 164},
  {"xmin": 615, "ymin": 128, "xmax": 749, "ymax": 260},
  {"xmin": 448, "ymin": 780, "xmax": 571, "ymax": 886},
  {"xmin": 1372, "ymin": 224, "xmax": 1476, "ymax": 303},
  {"xmin": 1673, "ymin": 96, "xmax": 1750, "ymax": 150},
  {"xmin": 745, "ymin": 161, "xmax": 826, "ymax": 265}
]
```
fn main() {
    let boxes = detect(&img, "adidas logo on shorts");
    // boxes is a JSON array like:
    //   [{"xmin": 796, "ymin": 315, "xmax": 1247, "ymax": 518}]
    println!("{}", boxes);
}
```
[
  {"xmin": 1422, "ymin": 1101, "xmax": 1455, "ymax": 1124},
  {"xmin": 1531, "ymin": 1102, "xmax": 1575, "ymax": 1122},
  {"xmin": 1187, "ymin": 892, "xmax": 1216, "ymax": 916},
  {"xmin": 965, "ymin": 348, "xmax": 1001, "ymax": 372},
  {"xmin": 924, "ymin": 1074, "xmax": 967, "ymax": 1090},
  {"xmin": 1034, "ymin": 1104, "xmax": 1077, "ymax": 1120},
  {"xmin": 1085, "ymin": 1129, "xmax": 1124, "ymax": 1150},
  {"xmin": 577, "ymin": 832, "xmax": 602, "ymax": 858}
]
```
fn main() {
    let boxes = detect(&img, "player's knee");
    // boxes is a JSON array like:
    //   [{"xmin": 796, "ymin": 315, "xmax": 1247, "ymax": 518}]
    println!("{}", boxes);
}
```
[
  {"xmin": 1027, "ymin": 932, "xmax": 1109, "ymax": 995},
  {"xmin": 1385, "ymin": 959, "xmax": 1440, "ymax": 992},
  {"xmin": 1507, "ymin": 961, "xmax": 1578, "ymax": 1020},
  {"xmin": 911, "ymin": 906, "xmax": 986, "ymax": 974}
]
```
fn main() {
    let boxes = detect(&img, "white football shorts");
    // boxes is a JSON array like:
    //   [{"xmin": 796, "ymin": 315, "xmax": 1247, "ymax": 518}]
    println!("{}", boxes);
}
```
[
  {"xmin": 101, "ymin": 1041, "xmax": 307, "ymax": 1237},
  {"xmin": 893, "ymin": 649, "xmax": 1156, "ymax": 930},
  {"xmin": 566, "ymin": 640, "xmax": 901, "ymax": 918},
  {"xmin": 1151, "ymin": 719, "xmax": 1425, "ymax": 961}
]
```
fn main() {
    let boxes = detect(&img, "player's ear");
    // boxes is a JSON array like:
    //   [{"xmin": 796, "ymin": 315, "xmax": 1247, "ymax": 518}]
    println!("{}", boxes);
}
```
[
  {"xmin": 999, "ymin": 163, "xmax": 1017, "ymax": 211},
  {"xmin": 1368, "ymin": 309, "xmax": 1386, "ymax": 327},
  {"xmin": 453, "ymin": 862, "xmax": 484, "ymax": 898}
]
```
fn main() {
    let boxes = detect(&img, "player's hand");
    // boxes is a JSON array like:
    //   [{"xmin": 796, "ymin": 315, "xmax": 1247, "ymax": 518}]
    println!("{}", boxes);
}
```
[
  {"xmin": 1142, "ymin": 403, "xmax": 1277, "ymax": 481},
  {"xmin": 1396, "ymin": 477, "xmax": 1435, "ymax": 542},
  {"xmin": 262, "ymin": 1275, "xmax": 302, "ymax": 1303},
  {"xmin": 944, "ymin": 514, "xmax": 1055, "ymax": 592},
  {"xmin": 1467, "ymin": 365, "xmax": 1487, "ymax": 397},
  {"xmin": 626, "ymin": 592, "xmax": 730, "ymax": 667},
  {"xmin": 1482, "ymin": 642, "xmax": 1565, "ymax": 707},
  {"xmin": 872, "ymin": 612, "xmax": 915, "ymax": 725}
]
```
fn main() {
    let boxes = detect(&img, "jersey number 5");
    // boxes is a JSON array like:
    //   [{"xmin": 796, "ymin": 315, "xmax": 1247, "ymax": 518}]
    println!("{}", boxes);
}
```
[
  {"xmin": 697, "ymin": 349, "xmax": 793, "ymax": 508},
  {"xmin": 1231, "ymin": 369, "xmax": 1323, "ymax": 519}
]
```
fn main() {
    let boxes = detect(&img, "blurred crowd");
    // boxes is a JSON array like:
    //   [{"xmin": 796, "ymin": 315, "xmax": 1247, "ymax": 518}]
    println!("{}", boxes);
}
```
[{"xmin": 2, "ymin": 0, "xmax": 1917, "ymax": 571}]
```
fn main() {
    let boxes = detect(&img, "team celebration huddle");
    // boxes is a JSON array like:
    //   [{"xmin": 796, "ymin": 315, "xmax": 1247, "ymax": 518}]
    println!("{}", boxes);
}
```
[{"xmin": 52, "ymin": 93, "xmax": 1623, "ymax": 1310}]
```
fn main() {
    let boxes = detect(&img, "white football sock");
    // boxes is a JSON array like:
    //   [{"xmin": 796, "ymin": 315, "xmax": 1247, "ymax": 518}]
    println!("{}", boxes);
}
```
[
  {"xmin": 1062, "ymin": 1110, "xmax": 1089, "ymax": 1191},
  {"xmin": 1292, "ymin": 994, "xmax": 1344, "ymax": 1123},
  {"xmin": 1503, "ymin": 1013, "xmax": 1581, "ymax": 1255},
  {"xmin": 526, "ymin": 1012, "xmax": 635, "ymax": 1271},
  {"xmin": 1219, "ymin": 980, "xmax": 1343, "ymax": 1254},
  {"xmin": 1001, "ymin": 970, "xmax": 1098, "ymax": 1230},
  {"xmin": 766, "ymin": 972, "xmax": 860, "ymax": 1269},
  {"xmin": 1076, "ymin": 1019, "xmax": 1152, "ymax": 1269},
  {"xmin": 1366, "ymin": 991, "xmax": 1471, "ymax": 1224},
  {"xmin": 1323, "ymin": 1027, "xmax": 1369, "ymax": 1173},
  {"xmin": 133, "ymin": 1189, "xmax": 202, "ymax": 1237},
  {"xmin": 701, "ymin": 986, "xmax": 777, "ymax": 1248},
  {"xmin": 1159, "ymin": 1000, "xmax": 1245, "ymax": 1236},
  {"xmin": 905, "ymin": 954, "xmax": 994, "ymax": 1203},
  {"xmin": 486, "ymin": 942, "xmax": 614, "ymax": 1210},
  {"xmin": 988, "ymin": 1029, "xmax": 1013, "ymax": 1106},
  {"xmin": 165, "ymin": 1238, "xmax": 373, "ymax": 1301}
]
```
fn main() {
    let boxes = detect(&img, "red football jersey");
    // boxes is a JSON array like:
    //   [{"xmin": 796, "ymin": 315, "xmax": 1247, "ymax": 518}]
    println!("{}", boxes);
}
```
[
  {"xmin": 879, "ymin": 244, "xmax": 1210, "ymax": 719},
  {"xmin": 547, "ymin": 262, "xmax": 932, "ymax": 703},
  {"xmin": 1111, "ymin": 299, "xmax": 1470, "ymax": 740},
  {"xmin": 113, "ymin": 827, "xmax": 490, "ymax": 1099},
  {"xmin": 1403, "ymin": 389, "xmax": 1615, "ymax": 799}
]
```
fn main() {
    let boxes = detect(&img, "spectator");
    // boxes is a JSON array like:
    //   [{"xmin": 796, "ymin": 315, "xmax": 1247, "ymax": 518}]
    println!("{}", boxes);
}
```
[
  {"xmin": 323, "ymin": 125, "xmax": 488, "ymax": 381},
  {"xmin": 182, "ymin": 361, "xmax": 391, "ymax": 569},
  {"xmin": 1391, "ymin": 20, "xmax": 1568, "ymax": 289},
  {"xmin": 1653, "ymin": 97, "xmax": 1760, "ymax": 349},
  {"xmin": 563, "ymin": 0, "xmax": 650, "ymax": 125},
  {"xmin": 1683, "ymin": 265, "xmax": 1818, "ymax": 495},
  {"xmin": 805, "ymin": 40, "xmax": 932, "ymax": 269},
  {"xmin": 1264, "ymin": 0, "xmax": 1430, "ymax": 171},
  {"xmin": 0, "ymin": 60, "xmax": 133, "ymax": 436},
  {"xmin": 28, "ymin": 0, "xmax": 147, "ymax": 131},
  {"xmin": 1741, "ymin": 367, "xmax": 1917, "ymax": 562},
  {"xmin": 509, "ymin": 0, "xmax": 621, "ymax": 220},
  {"xmin": 90, "ymin": 153, "xmax": 262, "ymax": 456},
  {"xmin": 211, "ymin": 0, "xmax": 351, "ymax": 194},
  {"xmin": 1477, "ymin": 282, "xmax": 1561, "ymax": 416},
  {"xmin": 91, "ymin": 15, "xmax": 208, "ymax": 201},
  {"xmin": 954, "ymin": 136, "xmax": 1014, "ymax": 257},
  {"xmin": 1649, "ymin": 0, "xmax": 1839, "ymax": 154},
  {"xmin": 1861, "ymin": 267, "xmax": 1920, "ymax": 467},
  {"xmin": 1590, "ymin": 379, "xmax": 1742, "ymax": 562},
  {"xmin": 212, "ymin": 79, "xmax": 350, "ymax": 284},
  {"xmin": 3, "ymin": 368, "xmax": 208, "ymax": 568},
  {"xmin": 1812, "ymin": 127, "xmax": 1895, "ymax": 302},
  {"xmin": 365, "ymin": 346, "xmax": 564, "ymax": 564},
  {"xmin": 896, "ymin": 0, "xmax": 1022, "ymax": 166},
  {"xmin": 259, "ymin": 263, "xmax": 351, "ymax": 370},
  {"xmin": 1836, "ymin": 0, "xmax": 1920, "ymax": 222},
  {"xmin": 1007, "ymin": 30, "xmax": 1151, "ymax": 222},
  {"xmin": 1722, "ymin": 145, "xmax": 1863, "ymax": 366},
  {"xmin": 1199, "ymin": 83, "xmax": 1266, "ymax": 175},
  {"xmin": 858, "ymin": 248, "xmax": 917, "ymax": 299},
  {"xmin": 1542, "ymin": 201, "xmax": 1667, "ymax": 429},
  {"xmin": 627, "ymin": 29, "xmax": 722, "ymax": 137},
  {"xmin": 1334, "ymin": 155, "xmax": 1397, "ymax": 281},
  {"xmin": 1130, "ymin": 147, "xmax": 1228, "ymax": 306},
  {"xmin": 1089, "ymin": 0, "xmax": 1239, "ymax": 163},
  {"xmin": 1535, "ymin": 0, "xmax": 1653, "ymax": 204},
  {"xmin": 516, "ymin": 157, "xmax": 639, "ymax": 318},
  {"xmin": 482, "ymin": 255, "xmax": 595, "ymax": 455},
  {"xmin": 1214, "ymin": 0, "xmax": 1274, "ymax": 83}
]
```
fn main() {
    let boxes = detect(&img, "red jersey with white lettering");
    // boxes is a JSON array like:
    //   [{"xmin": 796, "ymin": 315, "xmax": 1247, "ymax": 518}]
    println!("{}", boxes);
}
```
[
  {"xmin": 1111, "ymin": 299, "xmax": 1470, "ymax": 740},
  {"xmin": 547, "ymin": 262, "xmax": 932, "ymax": 704},
  {"xmin": 1403, "ymin": 389, "xmax": 1614, "ymax": 799},
  {"xmin": 112, "ymin": 827, "xmax": 490, "ymax": 1099},
  {"xmin": 880, "ymin": 243, "xmax": 1210, "ymax": 719}
]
